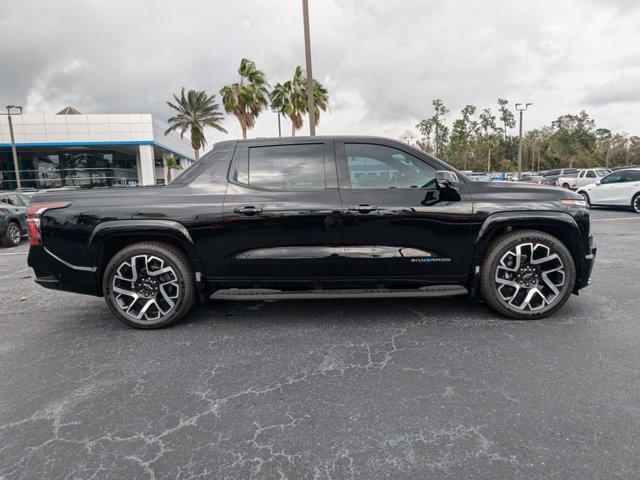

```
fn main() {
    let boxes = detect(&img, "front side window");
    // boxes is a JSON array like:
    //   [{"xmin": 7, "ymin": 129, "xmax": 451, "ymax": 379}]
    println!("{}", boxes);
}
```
[
  {"xmin": 239, "ymin": 144, "xmax": 326, "ymax": 190},
  {"xmin": 345, "ymin": 143, "xmax": 436, "ymax": 189},
  {"xmin": 586, "ymin": 171, "xmax": 596, "ymax": 178},
  {"xmin": 601, "ymin": 172, "xmax": 623, "ymax": 184}
]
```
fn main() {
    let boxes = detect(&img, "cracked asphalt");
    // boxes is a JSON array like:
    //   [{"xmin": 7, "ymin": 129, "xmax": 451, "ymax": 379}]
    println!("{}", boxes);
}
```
[{"xmin": 1, "ymin": 208, "xmax": 640, "ymax": 479}]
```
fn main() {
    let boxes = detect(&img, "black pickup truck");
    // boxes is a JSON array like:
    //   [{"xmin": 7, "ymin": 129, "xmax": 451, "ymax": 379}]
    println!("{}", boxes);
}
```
[{"xmin": 27, "ymin": 136, "xmax": 596, "ymax": 328}]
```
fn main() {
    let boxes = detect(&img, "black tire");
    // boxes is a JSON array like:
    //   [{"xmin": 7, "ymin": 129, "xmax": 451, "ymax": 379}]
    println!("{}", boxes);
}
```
[
  {"xmin": 1, "ymin": 221, "xmax": 22, "ymax": 247},
  {"xmin": 579, "ymin": 191, "xmax": 591, "ymax": 207},
  {"xmin": 632, "ymin": 193, "xmax": 640, "ymax": 214},
  {"xmin": 479, "ymin": 230, "xmax": 575, "ymax": 320},
  {"xmin": 102, "ymin": 241, "xmax": 196, "ymax": 329},
  {"xmin": 562, "ymin": 183, "xmax": 571, "ymax": 190}
]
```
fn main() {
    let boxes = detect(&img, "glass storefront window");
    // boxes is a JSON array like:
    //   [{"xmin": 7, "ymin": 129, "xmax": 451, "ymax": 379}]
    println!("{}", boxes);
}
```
[{"xmin": 0, "ymin": 148, "xmax": 138, "ymax": 190}]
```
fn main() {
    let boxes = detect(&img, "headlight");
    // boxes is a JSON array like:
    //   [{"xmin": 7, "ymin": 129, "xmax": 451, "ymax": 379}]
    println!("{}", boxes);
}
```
[{"xmin": 561, "ymin": 199, "xmax": 588, "ymax": 207}]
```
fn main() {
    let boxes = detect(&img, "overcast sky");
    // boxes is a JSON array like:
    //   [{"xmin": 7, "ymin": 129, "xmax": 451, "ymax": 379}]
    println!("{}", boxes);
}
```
[{"xmin": 2, "ymin": 0, "xmax": 640, "ymax": 149}]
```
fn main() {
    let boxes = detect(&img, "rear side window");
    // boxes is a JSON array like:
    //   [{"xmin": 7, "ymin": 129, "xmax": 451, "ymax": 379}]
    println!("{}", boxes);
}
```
[
  {"xmin": 565, "ymin": 169, "xmax": 578, "ymax": 175},
  {"xmin": 238, "ymin": 144, "xmax": 326, "ymax": 190},
  {"xmin": 621, "ymin": 170, "xmax": 640, "ymax": 182}
]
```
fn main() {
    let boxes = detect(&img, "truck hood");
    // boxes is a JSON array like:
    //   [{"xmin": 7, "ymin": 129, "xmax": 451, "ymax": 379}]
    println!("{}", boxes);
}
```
[{"xmin": 465, "ymin": 180, "xmax": 581, "ymax": 201}]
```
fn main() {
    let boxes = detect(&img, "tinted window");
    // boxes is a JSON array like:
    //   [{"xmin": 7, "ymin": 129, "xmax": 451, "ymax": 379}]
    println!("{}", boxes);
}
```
[
  {"xmin": 345, "ymin": 143, "xmax": 436, "ymax": 189},
  {"xmin": 242, "ymin": 144, "xmax": 325, "ymax": 190},
  {"xmin": 595, "ymin": 169, "xmax": 608, "ymax": 177},
  {"xmin": 546, "ymin": 170, "xmax": 560, "ymax": 176},
  {"xmin": 621, "ymin": 170, "xmax": 640, "ymax": 182},
  {"xmin": 564, "ymin": 169, "xmax": 578, "ymax": 175},
  {"xmin": 601, "ymin": 172, "xmax": 623, "ymax": 184},
  {"xmin": 586, "ymin": 171, "xmax": 596, "ymax": 178}
]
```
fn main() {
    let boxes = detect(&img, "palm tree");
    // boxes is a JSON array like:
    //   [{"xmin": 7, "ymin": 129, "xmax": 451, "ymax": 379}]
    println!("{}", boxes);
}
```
[
  {"xmin": 220, "ymin": 58, "xmax": 270, "ymax": 139},
  {"xmin": 271, "ymin": 67, "xmax": 306, "ymax": 137},
  {"xmin": 271, "ymin": 66, "xmax": 329, "ymax": 136},
  {"xmin": 165, "ymin": 88, "xmax": 227, "ymax": 160},
  {"xmin": 164, "ymin": 154, "xmax": 182, "ymax": 183}
]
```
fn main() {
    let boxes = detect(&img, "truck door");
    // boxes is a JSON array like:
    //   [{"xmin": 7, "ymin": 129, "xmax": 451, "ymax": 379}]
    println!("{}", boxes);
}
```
[
  {"xmin": 220, "ymin": 140, "xmax": 344, "ymax": 283},
  {"xmin": 334, "ymin": 139, "xmax": 474, "ymax": 283}
]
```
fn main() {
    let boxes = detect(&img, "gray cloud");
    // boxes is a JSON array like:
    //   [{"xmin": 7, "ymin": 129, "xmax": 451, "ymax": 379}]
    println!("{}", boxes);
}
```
[
  {"xmin": 1, "ymin": 0, "xmax": 640, "ymax": 144},
  {"xmin": 584, "ymin": 75, "xmax": 640, "ymax": 105}
]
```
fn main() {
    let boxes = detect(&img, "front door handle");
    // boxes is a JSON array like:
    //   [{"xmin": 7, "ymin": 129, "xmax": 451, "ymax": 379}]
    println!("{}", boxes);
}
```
[
  {"xmin": 348, "ymin": 204, "xmax": 378, "ymax": 214},
  {"xmin": 234, "ymin": 205, "xmax": 263, "ymax": 216}
]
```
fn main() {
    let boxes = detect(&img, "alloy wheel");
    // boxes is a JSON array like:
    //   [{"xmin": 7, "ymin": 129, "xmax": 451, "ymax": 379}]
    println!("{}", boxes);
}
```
[
  {"xmin": 579, "ymin": 192, "xmax": 590, "ymax": 207},
  {"xmin": 111, "ymin": 255, "xmax": 180, "ymax": 321},
  {"xmin": 9, "ymin": 224, "xmax": 21, "ymax": 245},
  {"xmin": 494, "ymin": 242, "xmax": 565, "ymax": 311},
  {"xmin": 633, "ymin": 196, "xmax": 640, "ymax": 213}
]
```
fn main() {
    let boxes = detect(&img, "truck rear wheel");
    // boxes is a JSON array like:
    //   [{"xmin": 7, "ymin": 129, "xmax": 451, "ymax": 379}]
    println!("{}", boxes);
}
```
[
  {"xmin": 480, "ymin": 230, "xmax": 575, "ymax": 319},
  {"xmin": 103, "ymin": 241, "xmax": 196, "ymax": 328}
]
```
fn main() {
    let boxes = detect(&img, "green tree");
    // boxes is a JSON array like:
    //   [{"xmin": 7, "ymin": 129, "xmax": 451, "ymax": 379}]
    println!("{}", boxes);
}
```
[
  {"xmin": 595, "ymin": 128, "xmax": 613, "ymax": 168},
  {"xmin": 448, "ymin": 105, "xmax": 479, "ymax": 170},
  {"xmin": 271, "ymin": 66, "xmax": 329, "ymax": 136},
  {"xmin": 220, "ymin": 58, "xmax": 270, "ymax": 139},
  {"xmin": 497, "ymin": 98, "xmax": 516, "ymax": 142},
  {"xmin": 548, "ymin": 111, "xmax": 596, "ymax": 168},
  {"xmin": 164, "ymin": 154, "xmax": 182, "ymax": 183},
  {"xmin": 478, "ymin": 108, "xmax": 498, "ymax": 171},
  {"xmin": 165, "ymin": 88, "xmax": 227, "ymax": 160},
  {"xmin": 416, "ymin": 99, "xmax": 449, "ymax": 157}
]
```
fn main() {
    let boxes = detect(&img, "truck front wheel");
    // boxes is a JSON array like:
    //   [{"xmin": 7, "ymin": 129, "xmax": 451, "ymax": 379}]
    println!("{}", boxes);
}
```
[
  {"xmin": 480, "ymin": 230, "xmax": 576, "ymax": 319},
  {"xmin": 103, "ymin": 241, "xmax": 196, "ymax": 328}
]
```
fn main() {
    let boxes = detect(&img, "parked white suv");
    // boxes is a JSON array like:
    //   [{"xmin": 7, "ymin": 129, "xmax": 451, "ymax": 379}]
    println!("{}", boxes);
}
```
[
  {"xmin": 558, "ymin": 168, "xmax": 610, "ymax": 190},
  {"xmin": 577, "ymin": 168, "xmax": 640, "ymax": 213}
]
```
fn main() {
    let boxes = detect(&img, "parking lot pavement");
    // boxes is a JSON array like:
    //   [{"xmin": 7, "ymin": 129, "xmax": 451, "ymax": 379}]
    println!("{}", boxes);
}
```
[{"xmin": 1, "ymin": 209, "xmax": 640, "ymax": 479}]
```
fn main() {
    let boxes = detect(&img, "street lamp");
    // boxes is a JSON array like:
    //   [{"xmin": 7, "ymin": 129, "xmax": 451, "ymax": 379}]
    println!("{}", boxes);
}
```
[
  {"xmin": 302, "ymin": 0, "xmax": 316, "ymax": 136},
  {"xmin": 515, "ymin": 102, "xmax": 532, "ymax": 178},
  {"xmin": 1, "ymin": 105, "xmax": 24, "ymax": 191}
]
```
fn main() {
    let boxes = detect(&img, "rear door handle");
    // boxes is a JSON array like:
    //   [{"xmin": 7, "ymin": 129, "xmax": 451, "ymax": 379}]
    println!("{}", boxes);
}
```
[
  {"xmin": 348, "ymin": 204, "xmax": 378, "ymax": 214},
  {"xmin": 234, "ymin": 205, "xmax": 263, "ymax": 216}
]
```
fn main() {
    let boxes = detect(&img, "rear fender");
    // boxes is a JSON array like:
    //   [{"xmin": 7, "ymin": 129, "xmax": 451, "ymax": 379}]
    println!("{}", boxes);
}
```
[{"xmin": 88, "ymin": 220, "xmax": 208, "ymax": 301}]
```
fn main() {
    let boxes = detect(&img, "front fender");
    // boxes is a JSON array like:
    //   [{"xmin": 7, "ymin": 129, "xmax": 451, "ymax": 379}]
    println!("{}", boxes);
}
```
[{"xmin": 470, "ymin": 210, "xmax": 586, "ymax": 294}]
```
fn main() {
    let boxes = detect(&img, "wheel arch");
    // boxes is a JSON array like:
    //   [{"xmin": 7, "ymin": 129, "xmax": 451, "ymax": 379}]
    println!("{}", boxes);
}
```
[
  {"xmin": 88, "ymin": 220, "xmax": 208, "ymax": 300},
  {"xmin": 469, "ymin": 211, "xmax": 584, "ymax": 296}
]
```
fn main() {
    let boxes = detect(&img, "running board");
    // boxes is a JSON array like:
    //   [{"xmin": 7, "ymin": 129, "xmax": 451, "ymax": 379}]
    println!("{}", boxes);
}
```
[{"xmin": 210, "ymin": 285, "xmax": 468, "ymax": 301}]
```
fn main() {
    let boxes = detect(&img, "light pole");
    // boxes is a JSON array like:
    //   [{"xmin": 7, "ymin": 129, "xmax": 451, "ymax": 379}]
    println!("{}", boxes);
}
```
[
  {"xmin": 515, "ymin": 102, "xmax": 532, "ymax": 178},
  {"xmin": 302, "ymin": 0, "xmax": 316, "ymax": 136},
  {"xmin": 2, "ymin": 105, "xmax": 24, "ymax": 191}
]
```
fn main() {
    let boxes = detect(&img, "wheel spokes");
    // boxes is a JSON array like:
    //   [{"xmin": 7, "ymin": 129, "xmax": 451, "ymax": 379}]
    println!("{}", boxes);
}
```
[
  {"xmin": 494, "ymin": 242, "xmax": 566, "ymax": 311},
  {"xmin": 111, "ymin": 254, "xmax": 180, "ymax": 322}
]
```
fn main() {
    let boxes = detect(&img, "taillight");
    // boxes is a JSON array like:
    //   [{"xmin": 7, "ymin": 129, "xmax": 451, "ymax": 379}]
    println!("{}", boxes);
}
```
[{"xmin": 27, "ymin": 201, "xmax": 71, "ymax": 246}]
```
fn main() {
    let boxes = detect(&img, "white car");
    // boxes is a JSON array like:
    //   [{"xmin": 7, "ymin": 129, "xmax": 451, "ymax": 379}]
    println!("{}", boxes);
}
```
[
  {"xmin": 557, "ymin": 168, "xmax": 610, "ymax": 190},
  {"xmin": 577, "ymin": 168, "xmax": 640, "ymax": 213}
]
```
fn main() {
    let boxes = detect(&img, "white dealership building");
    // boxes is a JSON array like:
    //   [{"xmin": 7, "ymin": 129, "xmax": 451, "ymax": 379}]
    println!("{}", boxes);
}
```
[{"xmin": 0, "ymin": 108, "xmax": 195, "ymax": 190}]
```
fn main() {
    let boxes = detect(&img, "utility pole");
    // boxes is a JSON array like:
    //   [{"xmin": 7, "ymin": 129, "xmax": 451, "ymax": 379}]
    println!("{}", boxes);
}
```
[
  {"xmin": 515, "ymin": 102, "xmax": 532, "ymax": 178},
  {"xmin": 302, "ymin": 0, "xmax": 316, "ymax": 136},
  {"xmin": 2, "ymin": 106, "xmax": 24, "ymax": 191},
  {"xmin": 271, "ymin": 108, "xmax": 282, "ymax": 137}
]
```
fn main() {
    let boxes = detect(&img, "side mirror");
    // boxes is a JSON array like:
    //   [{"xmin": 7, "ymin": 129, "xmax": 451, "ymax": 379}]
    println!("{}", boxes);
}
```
[
  {"xmin": 595, "ymin": 180, "xmax": 601, "ymax": 186},
  {"xmin": 436, "ymin": 170, "xmax": 459, "ymax": 189}
]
